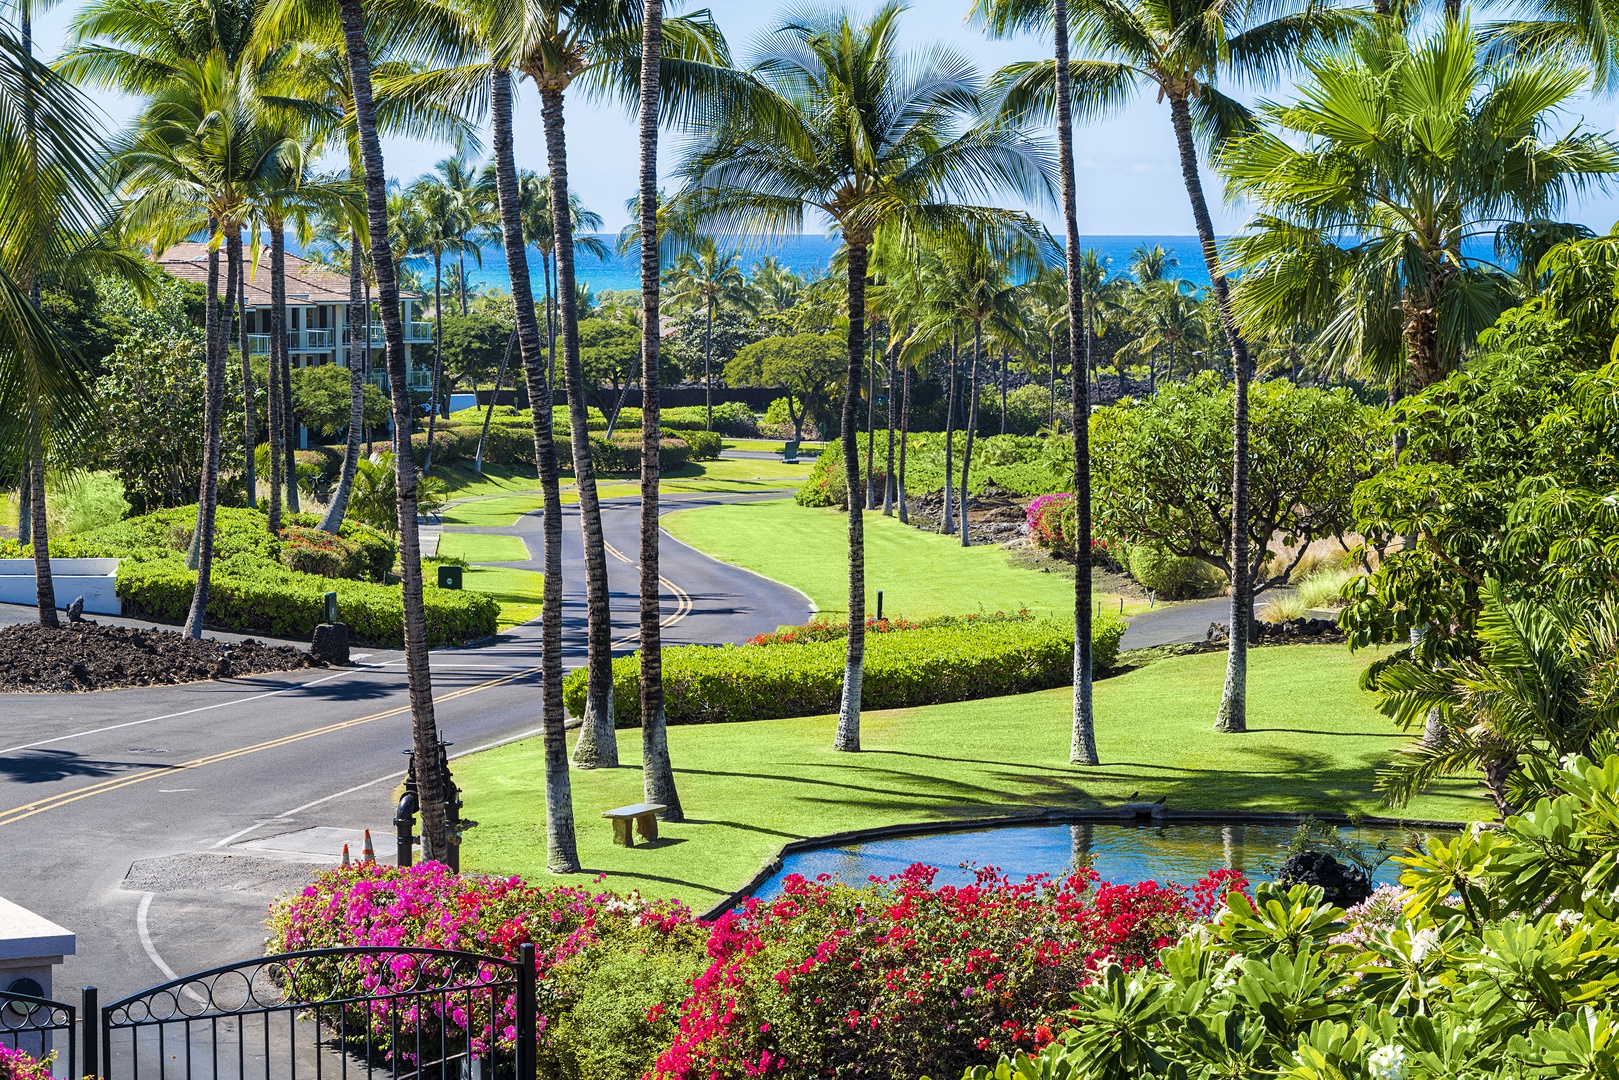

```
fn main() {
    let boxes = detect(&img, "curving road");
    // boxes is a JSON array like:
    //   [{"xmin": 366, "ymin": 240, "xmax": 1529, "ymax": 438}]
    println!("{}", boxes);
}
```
[{"xmin": 0, "ymin": 485, "xmax": 808, "ymax": 1003}]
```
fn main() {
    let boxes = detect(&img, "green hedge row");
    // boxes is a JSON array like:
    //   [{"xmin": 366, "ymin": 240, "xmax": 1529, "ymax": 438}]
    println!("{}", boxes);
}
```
[
  {"xmin": 796, "ymin": 433, "xmax": 1070, "ymax": 507},
  {"xmin": 118, "ymin": 556, "xmax": 496, "ymax": 647},
  {"xmin": 563, "ymin": 616, "xmax": 1124, "ymax": 725},
  {"xmin": 412, "ymin": 414, "xmax": 721, "ymax": 471}
]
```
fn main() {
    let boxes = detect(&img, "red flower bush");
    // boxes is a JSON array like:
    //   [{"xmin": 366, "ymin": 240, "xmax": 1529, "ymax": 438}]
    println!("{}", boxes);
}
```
[
  {"xmin": 652, "ymin": 865, "xmax": 1246, "ymax": 1080},
  {"xmin": 1025, "ymin": 495, "xmax": 1108, "ymax": 559},
  {"xmin": 266, "ymin": 862, "xmax": 1246, "ymax": 1080}
]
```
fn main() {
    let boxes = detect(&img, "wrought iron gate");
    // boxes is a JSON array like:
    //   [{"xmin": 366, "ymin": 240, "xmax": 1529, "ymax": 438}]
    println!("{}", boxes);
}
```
[{"xmin": 0, "ymin": 946, "xmax": 536, "ymax": 1080}]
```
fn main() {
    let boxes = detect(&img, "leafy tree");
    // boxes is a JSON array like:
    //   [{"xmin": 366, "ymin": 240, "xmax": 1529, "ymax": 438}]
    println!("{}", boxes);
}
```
[
  {"xmin": 437, "ymin": 310, "xmax": 510, "ymax": 399},
  {"xmin": 289, "ymin": 363, "xmax": 389, "ymax": 440},
  {"xmin": 577, "ymin": 317, "xmax": 641, "ymax": 434},
  {"xmin": 663, "ymin": 236, "xmax": 753, "ymax": 429},
  {"xmin": 662, "ymin": 307, "xmax": 755, "ymax": 383},
  {"xmin": 726, "ymin": 332, "xmax": 843, "ymax": 442},
  {"xmin": 1092, "ymin": 374, "xmax": 1373, "ymax": 608}
]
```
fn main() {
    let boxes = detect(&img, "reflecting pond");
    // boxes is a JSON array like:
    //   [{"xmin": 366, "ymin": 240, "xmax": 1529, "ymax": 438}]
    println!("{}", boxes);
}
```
[{"xmin": 751, "ymin": 820, "xmax": 1435, "ymax": 900}]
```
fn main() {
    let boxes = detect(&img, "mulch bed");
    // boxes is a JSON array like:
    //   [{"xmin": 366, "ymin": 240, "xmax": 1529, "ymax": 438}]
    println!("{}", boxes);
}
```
[{"xmin": 0, "ymin": 621, "xmax": 320, "ymax": 693}]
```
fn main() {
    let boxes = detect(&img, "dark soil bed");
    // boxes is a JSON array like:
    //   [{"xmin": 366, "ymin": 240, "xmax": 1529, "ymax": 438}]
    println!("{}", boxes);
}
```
[{"xmin": 0, "ymin": 621, "xmax": 319, "ymax": 693}]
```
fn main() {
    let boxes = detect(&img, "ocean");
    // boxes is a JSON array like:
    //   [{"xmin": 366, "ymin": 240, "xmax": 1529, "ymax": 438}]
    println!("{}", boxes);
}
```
[{"xmin": 415, "ymin": 233, "xmax": 1221, "ymax": 294}]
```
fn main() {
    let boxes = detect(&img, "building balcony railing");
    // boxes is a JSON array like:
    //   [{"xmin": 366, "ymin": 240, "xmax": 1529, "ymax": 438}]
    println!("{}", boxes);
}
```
[
  {"xmin": 288, "ymin": 329, "xmax": 335, "ymax": 351},
  {"xmin": 368, "ymin": 324, "xmax": 433, "ymax": 345},
  {"xmin": 247, "ymin": 334, "xmax": 271, "ymax": 356}
]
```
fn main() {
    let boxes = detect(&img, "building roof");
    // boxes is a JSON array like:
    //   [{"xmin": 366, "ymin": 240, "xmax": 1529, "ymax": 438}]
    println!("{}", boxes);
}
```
[{"xmin": 152, "ymin": 242, "xmax": 421, "ymax": 306}]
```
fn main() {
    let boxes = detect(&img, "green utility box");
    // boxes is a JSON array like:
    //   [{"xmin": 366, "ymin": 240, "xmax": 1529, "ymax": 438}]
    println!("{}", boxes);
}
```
[{"xmin": 437, "ymin": 564, "xmax": 463, "ymax": 590}]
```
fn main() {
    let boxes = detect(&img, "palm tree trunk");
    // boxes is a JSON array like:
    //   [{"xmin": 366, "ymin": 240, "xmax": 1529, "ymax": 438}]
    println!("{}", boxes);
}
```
[
  {"xmin": 834, "ymin": 238, "xmax": 871, "ymax": 753},
  {"xmin": 337, "ymin": 0, "xmax": 452, "ymax": 863},
  {"xmin": 458, "ymin": 249, "xmax": 468, "ymax": 316},
  {"xmin": 268, "ymin": 269, "xmax": 284, "ymax": 534},
  {"xmin": 1048, "ymin": 336, "xmax": 1058, "ymax": 431},
  {"xmin": 538, "ymin": 87, "xmax": 619, "ymax": 770},
  {"xmin": 475, "ymin": 327, "xmax": 517, "ymax": 472},
  {"xmin": 545, "ymin": 251, "xmax": 557, "ymax": 397},
  {"xmin": 321, "ymin": 230, "xmax": 368, "ymax": 531},
  {"xmin": 704, "ymin": 296, "xmax": 713, "ymax": 431},
  {"xmin": 272, "ymin": 223, "xmax": 300, "ymax": 515},
  {"xmin": 29, "ymin": 444, "xmax": 55, "ymax": 627},
  {"xmin": 184, "ymin": 231, "xmax": 229, "ymax": 638},
  {"xmin": 941, "ymin": 334, "xmax": 956, "ymax": 534},
  {"xmin": 897, "ymin": 363, "xmax": 910, "ymax": 524},
  {"xmin": 999, "ymin": 350, "xmax": 1007, "ymax": 435},
  {"xmin": 364, "ymin": 279, "xmax": 374, "ymax": 456},
  {"xmin": 233, "ymin": 235, "xmax": 255, "ymax": 510},
  {"xmin": 864, "ymin": 327, "xmax": 877, "ymax": 510},
  {"xmin": 1056, "ymin": 0, "xmax": 1097, "ymax": 766},
  {"xmin": 882, "ymin": 344, "xmax": 896, "ymax": 515},
  {"xmin": 635, "ymin": 2, "xmax": 682, "ymax": 818},
  {"xmin": 958, "ymin": 323, "xmax": 982, "ymax": 548},
  {"xmin": 16, "ymin": 475, "xmax": 28, "ymax": 547},
  {"xmin": 1167, "ymin": 93, "xmax": 1252, "ymax": 735},
  {"xmin": 491, "ymin": 67, "xmax": 579, "ymax": 870},
  {"xmin": 424, "ymin": 253, "xmax": 445, "ymax": 474}
]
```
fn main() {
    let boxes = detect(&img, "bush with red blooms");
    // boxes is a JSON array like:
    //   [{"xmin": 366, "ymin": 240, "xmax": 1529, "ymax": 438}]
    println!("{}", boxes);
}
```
[
  {"xmin": 1025, "ymin": 495, "xmax": 1108, "ymax": 560},
  {"xmin": 651, "ymin": 865, "xmax": 1247, "ymax": 1080},
  {"xmin": 0, "ymin": 1046, "xmax": 53, "ymax": 1080},
  {"xmin": 266, "ymin": 861, "xmax": 1246, "ymax": 1080}
]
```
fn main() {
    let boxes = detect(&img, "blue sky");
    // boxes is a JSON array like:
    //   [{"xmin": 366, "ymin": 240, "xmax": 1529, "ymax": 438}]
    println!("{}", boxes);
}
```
[{"xmin": 33, "ymin": 0, "xmax": 1619, "ymax": 236}]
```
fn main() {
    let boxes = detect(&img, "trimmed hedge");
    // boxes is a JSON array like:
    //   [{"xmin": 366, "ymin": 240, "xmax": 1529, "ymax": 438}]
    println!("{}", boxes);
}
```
[
  {"xmin": 46, "ymin": 505, "xmax": 490, "ymax": 646},
  {"xmin": 797, "ymin": 433, "xmax": 1069, "ymax": 507},
  {"xmin": 564, "ymin": 615, "xmax": 1125, "ymax": 725},
  {"xmin": 118, "ymin": 557, "xmax": 496, "ymax": 647}
]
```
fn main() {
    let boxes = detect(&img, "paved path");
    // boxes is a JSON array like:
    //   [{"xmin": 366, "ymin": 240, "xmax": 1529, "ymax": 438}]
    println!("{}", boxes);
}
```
[
  {"xmin": 0, "ymin": 489, "xmax": 807, "ymax": 1003},
  {"xmin": 1119, "ymin": 597, "xmax": 1229, "ymax": 650}
]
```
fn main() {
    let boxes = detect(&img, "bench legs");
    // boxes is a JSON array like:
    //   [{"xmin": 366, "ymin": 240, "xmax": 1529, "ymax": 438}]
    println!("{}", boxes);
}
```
[{"xmin": 609, "ymin": 812, "xmax": 661, "ymax": 847}]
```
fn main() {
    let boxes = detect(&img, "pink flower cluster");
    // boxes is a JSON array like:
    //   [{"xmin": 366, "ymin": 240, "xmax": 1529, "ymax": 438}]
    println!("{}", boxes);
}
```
[
  {"xmin": 0, "ymin": 1045, "xmax": 54, "ymax": 1080},
  {"xmin": 1025, "ymin": 494, "xmax": 1108, "ymax": 556}
]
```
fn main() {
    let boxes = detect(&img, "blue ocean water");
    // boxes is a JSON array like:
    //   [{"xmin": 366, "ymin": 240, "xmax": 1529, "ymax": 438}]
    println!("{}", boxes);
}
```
[{"xmin": 420, "ymin": 233, "xmax": 1222, "ymax": 294}]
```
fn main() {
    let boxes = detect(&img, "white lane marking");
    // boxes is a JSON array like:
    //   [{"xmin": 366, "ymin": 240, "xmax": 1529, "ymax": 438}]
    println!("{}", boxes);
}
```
[
  {"xmin": 0, "ymin": 667, "xmax": 375, "ymax": 756},
  {"xmin": 137, "ymin": 893, "xmax": 210, "ymax": 1002},
  {"xmin": 157, "ymin": 788, "xmax": 195, "ymax": 793},
  {"xmin": 212, "ymin": 819, "xmax": 270, "ymax": 848},
  {"xmin": 253, "ymin": 726, "xmax": 547, "ymax": 831}
]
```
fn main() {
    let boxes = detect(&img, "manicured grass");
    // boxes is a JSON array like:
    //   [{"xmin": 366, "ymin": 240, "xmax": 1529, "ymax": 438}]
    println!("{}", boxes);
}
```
[
  {"xmin": 662, "ymin": 497, "xmax": 1137, "ymax": 619},
  {"xmin": 436, "ymin": 463, "xmax": 545, "ymax": 500},
  {"xmin": 661, "ymin": 457, "xmax": 813, "ymax": 492},
  {"xmin": 456, "ymin": 643, "xmax": 1485, "ymax": 909},
  {"xmin": 461, "ymin": 566, "xmax": 544, "ymax": 630},
  {"xmin": 437, "ymin": 533, "xmax": 530, "ymax": 563},
  {"xmin": 442, "ymin": 495, "xmax": 548, "ymax": 528}
]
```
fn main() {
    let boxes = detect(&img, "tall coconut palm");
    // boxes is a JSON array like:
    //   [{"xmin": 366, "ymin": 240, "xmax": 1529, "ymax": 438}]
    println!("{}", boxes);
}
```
[
  {"xmin": 482, "ymin": 0, "xmax": 732, "ymax": 771},
  {"xmin": 510, "ymin": 175, "xmax": 607, "ymax": 393},
  {"xmin": 674, "ymin": 1, "xmax": 1054, "ymax": 752},
  {"xmin": 114, "ymin": 51, "xmax": 303, "ymax": 636},
  {"xmin": 990, "ymin": 0, "xmax": 1360, "ymax": 734},
  {"xmin": 0, "ymin": 25, "xmax": 117, "ymax": 627},
  {"xmin": 434, "ymin": 152, "xmax": 486, "ymax": 315},
  {"xmin": 634, "ymin": 0, "xmax": 681, "ymax": 819},
  {"xmin": 331, "ymin": 0, "xmax": 454, "ymax": 863},
  {"xmin": 664, "ymin": 236, "xmax": 751, "ymax": 430},
  {"xmin": 407, "ymin": 175, "xmax": 477, "ymax": 470},
  {"xmin": 973, "ymin": 0, "xmax": 1108, "ymax": 763}
]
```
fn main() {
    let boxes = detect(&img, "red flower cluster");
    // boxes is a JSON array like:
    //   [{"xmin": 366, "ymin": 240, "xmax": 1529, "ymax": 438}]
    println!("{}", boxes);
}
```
[{"xmin": 652, "ymin": 864, "xmax": 1246, "ymax": 1080}]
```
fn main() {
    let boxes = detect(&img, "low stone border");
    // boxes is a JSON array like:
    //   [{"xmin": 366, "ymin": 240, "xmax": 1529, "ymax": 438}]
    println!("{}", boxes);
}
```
[{"xmin": 698, "ymin": 804, "xmax": 1468, "ymax": 920}]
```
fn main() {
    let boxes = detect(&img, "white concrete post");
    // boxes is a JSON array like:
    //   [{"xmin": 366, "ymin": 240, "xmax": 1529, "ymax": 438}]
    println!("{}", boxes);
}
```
[{"xmin": 0, "ymin": 897, "xmax": 76, "ymax": 1066}]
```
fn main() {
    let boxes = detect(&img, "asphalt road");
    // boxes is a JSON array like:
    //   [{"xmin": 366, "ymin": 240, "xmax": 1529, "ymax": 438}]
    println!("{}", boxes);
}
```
[{"xmin": 0, "ymin": 489, "xmax": 809, "ymax": 1004}]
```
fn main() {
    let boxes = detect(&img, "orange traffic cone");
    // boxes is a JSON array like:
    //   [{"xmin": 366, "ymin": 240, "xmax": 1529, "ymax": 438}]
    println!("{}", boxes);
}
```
[
  {"xmin": 341, "ymin": 842, "xmax": 351, "ymax": 867},
  {"xmin": 362, "ymin": 829, "xmax": 376, "ymax": 864}
]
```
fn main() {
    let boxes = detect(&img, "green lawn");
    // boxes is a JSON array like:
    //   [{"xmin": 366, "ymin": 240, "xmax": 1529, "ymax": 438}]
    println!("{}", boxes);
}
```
[
  {"xmin": 436, "ymin": 463, "xmax": 546, "ymax": 500},
  {"xmin": 461, "ymin": 565, "xmax": 544, "ymax": 630},
  {"xmin": 456, "ymin": 644, "xmax": 1485, "ymax": 908},
  {"xmin": 437, "ymin": 533, "xmax": 530, "ymax": 563},
  {"xmin": 662, "ymin": 497, "xmax": 1136, "ymax": 619}
]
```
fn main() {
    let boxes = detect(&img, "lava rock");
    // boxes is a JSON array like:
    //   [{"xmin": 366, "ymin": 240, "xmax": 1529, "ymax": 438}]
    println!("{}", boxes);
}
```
[
  {"xmin": 1276, "ymin": 850, "xmax": 1373, "ymax": 907},
  {"xmin": 309, "ymin": 622, "xmax": 351, "ymax": 666}
]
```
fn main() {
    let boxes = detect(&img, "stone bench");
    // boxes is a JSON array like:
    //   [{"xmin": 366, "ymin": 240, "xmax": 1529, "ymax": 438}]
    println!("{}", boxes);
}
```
[{"xmin": 602, "ymin": 802, "xmax": 667, "ymax": 847}]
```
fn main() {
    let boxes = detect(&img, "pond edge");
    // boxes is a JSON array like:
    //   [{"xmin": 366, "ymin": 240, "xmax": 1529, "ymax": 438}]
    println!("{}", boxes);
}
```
[{"xmin": 699, "ymin": 804, "xmax": 1469, "ymax": 920}]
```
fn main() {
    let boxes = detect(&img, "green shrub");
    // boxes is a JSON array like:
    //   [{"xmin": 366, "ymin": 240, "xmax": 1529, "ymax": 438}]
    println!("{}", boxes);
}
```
[
  {"xmin": 795, "ymin": 432, "xmax": 1066, "ymax": 506},
  {"xmin": 676, "ymin": 429, "xmax": 723, "ymax": 460},
  {"xmin": 660, "ymin": 401, "xmax": 758, "ymax": 437},
  {"xmin": 117, "ymin": 556, "xmax": 496, "ymax": 646},
  {"xmin": 564, "ymin": 615, "xmax": 1125, "ymax": 725},
  {"xmin": 1127, "ymin": 543, "xmax": 1225, "ymax": 599}
]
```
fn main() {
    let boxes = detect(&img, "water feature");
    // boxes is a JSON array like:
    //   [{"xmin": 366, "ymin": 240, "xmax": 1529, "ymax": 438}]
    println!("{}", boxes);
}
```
[{"xmin": 749, "ymin": 819, "xmax": 1432, "ymax": 901}]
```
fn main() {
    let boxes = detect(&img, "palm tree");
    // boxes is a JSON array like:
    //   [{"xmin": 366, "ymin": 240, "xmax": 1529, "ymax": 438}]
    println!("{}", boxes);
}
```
[
  {"xmin": 992, "ymin": 0, "xmax": 1359, "ymax": 735},
  {"xmin": 0, "ymin": 24, "xmax": 115, "ymax": 627},
  {"xmin": 483, "ymin": 0, "xmax": 731, "ymax": 771},
  {"xmin": 634, "ymin": 0, "xmax": 682, "ymax": 820},
  {"xmin": 1372, "ymin": 579, "xmax": 1619, "ymax": 820},
  {"xmin": 331, "ymin": 0, "xmax": 455, "ymax": 864},
  {"xmin": 114, "ymin": 51, "xmax": 304, "ymax": 635},
  {"xmin": 664, "ymin": 236, "xmax": 751, "ymax": 430},
  {"xmin": 434, "ymin": 152, "xmax": 486, "ymax": 315},
  {"xmin": 506, "ymin": 174, "xmax": 607, "ymax": 394},
  {"xmin": 1223, "ymin": 21, "xmax": 1619, "ymax": 398},
  {"xmin": 407, "ymin": 174, "xmax": 477, "ymax": 471},
  {"xmin": 674, "ymin": 1, "xmax": 1053, "ymax": 752}
]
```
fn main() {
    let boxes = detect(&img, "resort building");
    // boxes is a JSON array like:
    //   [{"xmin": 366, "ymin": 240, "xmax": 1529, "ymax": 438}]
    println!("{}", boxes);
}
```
[{"xmin": 150, "ymin": 242, "xmax": 435, "ymax": 405}]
